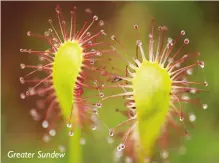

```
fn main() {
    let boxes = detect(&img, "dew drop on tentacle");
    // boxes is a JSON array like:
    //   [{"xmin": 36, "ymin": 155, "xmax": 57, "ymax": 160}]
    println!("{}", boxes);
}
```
[
  {"xmin": 202, "ymin": 104, "xmax": 208, "ymax": 110},
  {"xmin": 93, "ymin": 15, "xmax": 98, "ymax": 21},
  {"xmin": 49, "ymin": 129, "xmax": 56, "ymax": 136},
  {"xmin": 19, "ymin": 77, "xmax": 24, "ymax": 84},
  {"xmin": 96, "ymin": 51, "xmax": 102, "ymax": 56},
  {"xmin": 90, "ymin": 59, "xmax": 95, "ymax": 65},
  {"xmin": 30, "ymin": 108, "xmax": 40, "ymax": 121},
  {"xmin": 42, "ymin": 120, "xmax": 49, "ymax": 128},
  {"xmin": 27, "ymin": 31, "xmax": 32, "ymax": 36},
  {"xmin": 67, "ymin": 123, "xmax": 72, "ymax": 128},
  {"xmin": 92, "ymin": 125, "xmax": 97, "ymax": 131},
  {"xmin": 93, "ymin": 108, "xmax": 98, "ymax": 115},
  {"xmin": 117, "ymin": 145, "xmax": 122, "ymax": 152},
  {"xmin": 87, "ymin": 32, "xmax": 91, "ymax": 37},
  {"xmin": 189, "ymin": 113, "xmax": 196, "ymax": 122},
  {"xmin": 198, "ymin": 61, "xmax": 205, "ymax": 68},
  {"xmin": 85, "ymin": 8, "xmax": 92, "ymax": 14},
  {"xmin": 111, "ymin": 35, "xmax": 116, "ymax": 40},
  {"xmin": 99, "ymin": 20, "xmax": 104, "ymax": 26},
  {"xmin": 96, "ymin": 102, "xmax": 102, "ymax": 108},
  {"xmin": 186, "ymin": 68, "xmax": 193, "ymax": 75},
  {"xmin": 184, "ymin": 38, "xmax": 189, "ymax": 44},
  {"xmin": 20, "ymin": 63, "xmax": 25, "ymax": 69},
  {"xmin": 20, "ymin": 93, "xmax": 26, "ymax": 99},
  {"xmin": 181, "ymin": 30, "xmax": 185, "ymax": 35},
  {"xmin": 99, "ymin": 92, "xmax": 104, "ymax": 98},
  {"xmin": 204, "ymin": 81, "xmax": 208, "ymax": 87},
  {"xmin": 119, "ymin": 143, "xmax": 125, "ymax": 150},
  {"xmin": 69, "ymin": 131, "xmax": 74, "ymax": 136},
  {"xmin": 58, "ymin": 145, "xmax": 66, "ymax": 152},
  {"xmin": 88, "ymin": 41, "xmax": 92, "ymax": 45},
  {"xmin": 134, "ymin": 24, "xmax": 139, "ymax": 29},
  {"xmin": 160, "ymin": 150, "xmax": 169, "ymax": 159},
  {"xmin": 44, "ymin": 31, "xmax": 50, "ymax": 37},
  {"xmin": 43, "ymin": 134, "xmax": 51, "ymax": 143},
  {"xmin": 109, "ymin": 128, "xmax": 114, "ymax": 137}
]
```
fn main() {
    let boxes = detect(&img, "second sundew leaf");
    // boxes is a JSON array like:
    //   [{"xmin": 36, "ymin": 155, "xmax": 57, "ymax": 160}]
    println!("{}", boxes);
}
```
[
  {"xmin": 52, "ymin": 40, "xmax": 83, "ymax": 120},
  {"xmin": 132, "ymin": 61, "xmax": 172, "ymax": 160}
]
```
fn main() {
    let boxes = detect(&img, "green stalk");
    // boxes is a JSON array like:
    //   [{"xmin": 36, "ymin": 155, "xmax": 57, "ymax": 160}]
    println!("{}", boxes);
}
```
[{"xmin": 69, "ymin": 126, "xmax": 82, "ymax": 163}]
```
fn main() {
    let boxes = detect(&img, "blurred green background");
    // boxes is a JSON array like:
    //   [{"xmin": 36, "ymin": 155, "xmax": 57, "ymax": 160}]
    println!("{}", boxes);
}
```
[{"xmin": 1, "ymin": 1, "xmax": 219, "ymax": 163}]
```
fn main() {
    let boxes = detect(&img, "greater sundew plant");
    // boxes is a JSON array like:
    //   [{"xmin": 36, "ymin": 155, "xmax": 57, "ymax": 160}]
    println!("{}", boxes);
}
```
[
  {"xmin": 19, "ymin": 5, "xmax": 107, "ymax": 163},
  {"xmin": 99, "ymin": 20, "xmax": 208, "ymax": 162}
]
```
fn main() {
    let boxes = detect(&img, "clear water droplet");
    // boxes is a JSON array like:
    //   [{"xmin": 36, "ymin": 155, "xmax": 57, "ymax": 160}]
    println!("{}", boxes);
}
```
[
  {"xmin": 109, "ymin": 128, "xmax": 114, "ymax": 136},
  {"xmin": 67, "ymin": 123, "xmax": 72, "ymax": 128},
  {"xmin": 85, "ymin": 8, "xmax": 92, "ymax": 14},
  {"xmin": 99, "ymin": 20, "xmax": 104, "ymax": 26},
  {"xmin": 96, "ymin": 102, "xmax": 102, "ymax": 108},
  {"xmin": 96, "ymin": 51, "xmax": 102, "ymax": 56},
  {"xmin": 189, "ymin": 113, "xmax": 196, "ymax": 122},
  {"xmin": 190, "ymin": 89, "xmax": 197, "ymax": 94},
  {"xmin": 202, "ymin": 104, "xmax": 208, "ymax": 110},
  {"xmin": 91, "ymin": 49, "xmax": 96, "ymax": 53},
  {"xmin": 88, "ymin": 41, "xmax": 92, "ymax": 45},
  {"xmin": 134, "ymin": 25, "xmax": 138, "ymax": 29},
  {"xmin": 168, "ymin": 38, "xmax": 173, "ymax": 44},
  {"xmin": 182, "ymin": 95, "xmax": 190, "ymax": 101},
  {"xmin": 120, "ymin": 143, "xmax": 125, "ymax": 150},
  {"xmin": 92, "ymin": 125, "xmax": 97, "ymax": 131},
  {"xmin": 111, "ymin": 35, "xmax": 116, "ymax": 40},
  {"xmin": 27, "ymin": 31, "xmax": 31, "ymax": 36},
  {"xmin": 160, "ymin": 150, "xmax": 169, "ymax": 159},
  {"xmin": 44, "ymin": 31, "xmax": 49, "ymax": 36},
  {"xmin": 93, "ymin": 15, "xmax": 98, "ymax": 21},
  {"xmin": 87, "ymin": 32, "xmax": 91, "ymax": 37},
  {"xmin": 99, "ymin": 92, "xmax": 104, "ymax": 98},
  {"xmin": 204, "ymin": 81, "xmax": 208, "ymax": 87},
  {"xmin": 19, "ymin": 77, "xmax": 24, "ymax": 84},
  {"xmin": 100, "ymin": 30, "xmax": 105, "ymax": 35},
  {"xmin": 69, "ymin": 131, "xmax": 74, "ymax": 136},
  {"xmin": 181, "ymin": 30, "xmax": 185, "ymax": 35},
  {"xmin": 117, "ymin": 145, "xmax": 122, "ymax": 152},
  {"xmin": 186, "ymin": 69, "xmax": 193, "ymax": 75},
  {"xmin": 42, "ymin": 120, "xmax": 49, "ymax": 128},
  {"xmin": 93, "ymin": 108, "xmax": 98, "ymax": 115},
  {"xmin": 137, "ymin": 40, "xmax": 142, "ymax": 46},
  {"xmin": 48, "ymin": 19, "xmax": 52, "ymax": 23},
  {"xmin": 59, "ymin": 145, "xmax": 66, "ymax": 152},
  {"xmin": 48, "ymin": 28, "xmax": 53, "ymax": 33},
  {"xmin": 184, "ymin": 38, "xmax": 189, "ymax": 44},
  {"xmin": 20, "ymin": 93, "xmax": 26, "ymax": 99},
  {"xmin": 43, "ymin": 134, "xmax": 50, "ymax": 143},
  {"xmin": 198, "ymin": 61, "xmax": 205, "ymax": 68},
  {"xmin": 20, "ymin": 63, "xmax": 25, "ymax": 69},
  {"xmin": 90, "ymin": 59, "xmax": 94, "ymax": 64},
  {"xmin": 49, "ymin": 129, "xmax": 56, "ymax": 136}
]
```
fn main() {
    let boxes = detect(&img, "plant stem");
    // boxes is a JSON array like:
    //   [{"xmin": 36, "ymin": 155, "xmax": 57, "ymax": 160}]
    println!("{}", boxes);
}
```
[{"xmin": 69, "ymin": 126, "xmax": 82, "ymax": 163}]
